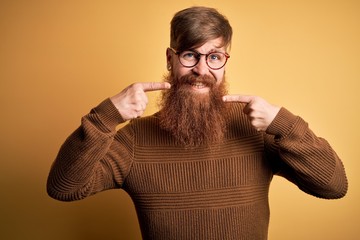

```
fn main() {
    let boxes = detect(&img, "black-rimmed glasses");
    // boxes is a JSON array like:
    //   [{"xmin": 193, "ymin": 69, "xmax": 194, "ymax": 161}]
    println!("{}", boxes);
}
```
[{"xmin": 169, "ymin": 48, "xmax": 230, "ymax": 70}]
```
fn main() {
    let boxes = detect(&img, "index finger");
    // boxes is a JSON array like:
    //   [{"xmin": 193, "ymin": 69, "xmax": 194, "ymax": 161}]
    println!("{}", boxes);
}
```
[
  {"xmin": 222, "ymin": 95, "xmax": 254, "ymax": 103},
  {"xmin": 141, "ymin": 82, "xmax": 171, "ymax": 92}
]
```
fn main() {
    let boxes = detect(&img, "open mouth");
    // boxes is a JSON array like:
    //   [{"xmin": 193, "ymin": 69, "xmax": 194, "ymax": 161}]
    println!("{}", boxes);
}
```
[
  {"xmin": 191, "ymin": 82, "xmax": 207, "ymax": 89},
  {"xmin": 177, "ymin": 74, "xmax": 216, "ymax": 93},
  {"xmin": 189, "ymin": 81, "xmax": 211, "ymax": 93}
]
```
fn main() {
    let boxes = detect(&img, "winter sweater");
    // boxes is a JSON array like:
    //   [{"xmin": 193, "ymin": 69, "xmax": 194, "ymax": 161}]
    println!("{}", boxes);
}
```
[{"xmin": 47, "ymin": 98, "xmax": 347, "ymax": 240}]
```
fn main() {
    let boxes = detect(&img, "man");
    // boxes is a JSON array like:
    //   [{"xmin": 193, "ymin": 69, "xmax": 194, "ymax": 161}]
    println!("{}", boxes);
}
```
[{"xmin": 47, "ymin": 6, "xmax": 348, "ymax": 240}]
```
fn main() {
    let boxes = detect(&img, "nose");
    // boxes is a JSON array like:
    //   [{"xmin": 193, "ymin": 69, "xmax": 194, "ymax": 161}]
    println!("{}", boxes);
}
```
[{"xmin": 192, "ymin": 55, "xmax": 209, "ymax": 76}]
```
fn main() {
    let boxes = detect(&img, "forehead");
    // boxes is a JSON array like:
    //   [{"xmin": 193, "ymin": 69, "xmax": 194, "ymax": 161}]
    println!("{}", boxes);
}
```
[{"xmin": 192, "ymin": 38, "xmax": 226, "ymax": 52}]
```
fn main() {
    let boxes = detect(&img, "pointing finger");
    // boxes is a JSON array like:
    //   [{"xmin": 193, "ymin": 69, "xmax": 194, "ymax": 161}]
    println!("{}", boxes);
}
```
[
  {"xmin": 140, "ymin": 82, "xmax": 171, "ymax": 92},
  {"xmin": 222, "ymin": 95, "xmax": 254, "ymax": 103}
]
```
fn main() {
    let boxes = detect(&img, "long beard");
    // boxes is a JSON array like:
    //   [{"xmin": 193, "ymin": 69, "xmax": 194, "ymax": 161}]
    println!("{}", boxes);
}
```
[{"xmin": 158, "ymin": 73, "xmax": 229, "ymax": 147}]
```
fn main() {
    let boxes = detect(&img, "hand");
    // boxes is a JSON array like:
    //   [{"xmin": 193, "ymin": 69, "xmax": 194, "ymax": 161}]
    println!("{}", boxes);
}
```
[
  {"xmin": 110, "ymin": 82, "xmax": 171, "ymax": 121},
  {"xmin": 223, "ymin": 95, "xmax": 281, "ymax": 131}
]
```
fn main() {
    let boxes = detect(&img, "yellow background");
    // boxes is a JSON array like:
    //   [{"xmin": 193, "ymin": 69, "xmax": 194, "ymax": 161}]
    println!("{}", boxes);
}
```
[{"xmin": 1, "ymin": 0, "xmax": 359, "ymax": 239}]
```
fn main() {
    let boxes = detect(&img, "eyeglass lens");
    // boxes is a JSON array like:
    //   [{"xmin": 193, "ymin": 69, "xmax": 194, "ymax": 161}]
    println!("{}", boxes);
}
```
[{"xmin": 178, "ymin": 51, "xmax": 228, "ymax": 69}]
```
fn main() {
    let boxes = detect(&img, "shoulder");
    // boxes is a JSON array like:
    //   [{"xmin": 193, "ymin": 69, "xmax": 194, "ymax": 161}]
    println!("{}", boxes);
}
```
[
  {"xmin": 115, "ymin": 113, "xmax": 172, "ymax": 145},
  {"xmin": 129, "ymin": 113, "xmax": 161, "ymax": 130}
]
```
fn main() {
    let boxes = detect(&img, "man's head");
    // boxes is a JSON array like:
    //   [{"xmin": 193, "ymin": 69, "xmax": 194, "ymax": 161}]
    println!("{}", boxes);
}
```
[
  {"xmin": 166, "ymin": 6, "xmax": 232, "ymax": 87},
  {"xmin": 159, "ymin": 6, "xmax": 233, "ymax": 147}
]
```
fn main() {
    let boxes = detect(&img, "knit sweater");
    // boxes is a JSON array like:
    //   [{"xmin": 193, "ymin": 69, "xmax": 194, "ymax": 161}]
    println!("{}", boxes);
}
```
[{"xmin": 47, "ymin": 98, "xmax": 347, "ymax": 240}]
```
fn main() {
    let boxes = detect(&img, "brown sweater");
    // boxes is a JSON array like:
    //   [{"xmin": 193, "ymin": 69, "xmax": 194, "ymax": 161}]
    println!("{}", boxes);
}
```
[{"xmin": 47, "ymin": 99, "xmax": 347, "ymax": 240}]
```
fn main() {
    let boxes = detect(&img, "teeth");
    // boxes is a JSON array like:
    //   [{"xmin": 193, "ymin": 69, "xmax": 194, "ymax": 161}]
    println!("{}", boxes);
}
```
[{"xmin": 191, "ymin": 82, "xmax": 205, "ymax": 88}]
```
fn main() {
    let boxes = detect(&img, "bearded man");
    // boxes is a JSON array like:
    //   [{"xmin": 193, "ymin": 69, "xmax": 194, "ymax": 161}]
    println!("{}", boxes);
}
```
[{"xmin": 47, "ymin": 6, "xmax": 347, "ymax": 240}]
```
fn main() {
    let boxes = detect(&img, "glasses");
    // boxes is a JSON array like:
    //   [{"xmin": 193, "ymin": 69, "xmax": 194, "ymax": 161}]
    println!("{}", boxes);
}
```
[{"xmin": 169, "ymin": 48, "xmax": 230, "ymax": 70}]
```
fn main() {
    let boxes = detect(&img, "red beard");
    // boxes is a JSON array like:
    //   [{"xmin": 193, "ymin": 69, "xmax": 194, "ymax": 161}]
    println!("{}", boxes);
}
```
[{"xmin": 158, "ymin": 73, "xmax": 229, "ymax": 147}]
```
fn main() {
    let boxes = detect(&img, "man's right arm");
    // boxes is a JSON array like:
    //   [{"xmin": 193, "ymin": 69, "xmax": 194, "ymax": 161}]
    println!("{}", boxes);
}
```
[
  {"xmin": 46, "ymin": 99, "xmax": 128, "ymax": 201},
  {"xmin": 47, "ymin": 82, "xmax": 171, "ymax": 201}
]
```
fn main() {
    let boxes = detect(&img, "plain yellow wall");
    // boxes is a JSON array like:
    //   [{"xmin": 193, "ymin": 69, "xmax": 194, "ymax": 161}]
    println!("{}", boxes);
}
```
[{"xmin": 1, "ymin": 0, "xmax": 359, "ymax": 239}]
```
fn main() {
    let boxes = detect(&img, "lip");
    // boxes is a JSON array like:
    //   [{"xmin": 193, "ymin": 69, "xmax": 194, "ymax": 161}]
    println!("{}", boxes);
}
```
[
  {"xmin": 189, "ymin": 82, "xmax": 210, "ymax": 93},
  {"xmin": 192, "ymin": 82, "xmax": 206, "ymax": 88}
]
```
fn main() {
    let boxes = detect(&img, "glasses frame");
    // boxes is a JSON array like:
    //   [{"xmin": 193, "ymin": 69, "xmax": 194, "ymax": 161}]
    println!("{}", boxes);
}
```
[{"xmin": 169, "ymin": 47, "xmax": 230, "ymax": 70}]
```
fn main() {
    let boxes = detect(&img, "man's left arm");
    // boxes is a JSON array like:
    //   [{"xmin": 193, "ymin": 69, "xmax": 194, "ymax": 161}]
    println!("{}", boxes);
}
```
[
  {"xmin": 223, "ymin": 94, "xmax": 348, "ymax": 199},
  {"xmin": 264, "ymin": 107, "xmax": 348, "ymax": 199}
]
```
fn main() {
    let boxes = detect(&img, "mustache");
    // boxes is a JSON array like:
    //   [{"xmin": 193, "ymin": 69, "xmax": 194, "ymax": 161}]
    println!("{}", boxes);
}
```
[{"xmin": 170, "ymin": 73, "xmax": 217, "ymax": 88}]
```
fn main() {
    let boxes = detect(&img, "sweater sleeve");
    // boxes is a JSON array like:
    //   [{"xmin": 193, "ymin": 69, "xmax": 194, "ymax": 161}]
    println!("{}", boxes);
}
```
[
  {"xmin": 47, "ymin": 98, "xmax": 134, "ymax": 202},
  {"xmin": 265, "ymin": 107, "xmax": 348, "ymax": 199}
]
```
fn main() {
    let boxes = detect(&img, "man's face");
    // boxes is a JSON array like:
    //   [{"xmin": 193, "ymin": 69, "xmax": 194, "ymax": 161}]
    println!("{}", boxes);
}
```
[
  {"xmin": 159, "ymin": 37, "xmax": 229, "ymax": 147},
  {"xmin": 166, "ymin": 37, "xmax": 226, "ymax": 94}
]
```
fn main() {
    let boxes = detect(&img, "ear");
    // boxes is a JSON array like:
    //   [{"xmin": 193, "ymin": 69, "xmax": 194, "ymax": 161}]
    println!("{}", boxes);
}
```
[
  {"xmin": 166, "ymin": 48, "xmax": 172, "ymax": 62},
  {"xmin": 166, "ymin": 48, "xmax": 173, "ymax": 70}
]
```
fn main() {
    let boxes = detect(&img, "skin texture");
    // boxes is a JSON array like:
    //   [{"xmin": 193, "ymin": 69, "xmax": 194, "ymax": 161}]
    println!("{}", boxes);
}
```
[{"xmin": 166, "ymin": 38, "xmax": 226, "ymax": 92}]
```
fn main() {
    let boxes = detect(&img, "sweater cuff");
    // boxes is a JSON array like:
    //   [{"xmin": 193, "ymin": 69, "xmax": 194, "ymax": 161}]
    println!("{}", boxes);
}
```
[
  {"xmin": 266, "ymin": 107, "xmax": 298, "ymax": 138},
  {"xmin": 89, "ymin": 98, "xmax": 125, "ymax": 133}
]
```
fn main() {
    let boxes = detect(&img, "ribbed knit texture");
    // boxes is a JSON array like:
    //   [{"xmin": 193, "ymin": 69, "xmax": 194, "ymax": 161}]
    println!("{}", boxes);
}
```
[{"xmin": 47, "ymin": 98, "xmax": 348, "ymax": 240}]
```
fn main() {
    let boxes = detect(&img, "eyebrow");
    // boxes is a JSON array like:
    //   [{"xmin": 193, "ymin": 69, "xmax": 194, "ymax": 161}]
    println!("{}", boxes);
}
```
[{"xmin": 190, "ymin": 48, "xmax": 226, "ymax": 54}]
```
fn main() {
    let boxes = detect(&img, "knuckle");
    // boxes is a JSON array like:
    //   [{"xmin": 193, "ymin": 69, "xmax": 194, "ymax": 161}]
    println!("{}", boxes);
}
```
[
  {"xmin": 131, "ymin": 82, "xmax": 141, "ymax": 88},
  {"xmin": 149, "ymin": 82, "xmax": 156, "ymax": 90}
]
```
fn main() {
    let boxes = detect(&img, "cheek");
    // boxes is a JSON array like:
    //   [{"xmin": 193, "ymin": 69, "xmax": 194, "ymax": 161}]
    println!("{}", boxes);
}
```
[
  {"xmin": 172, "ymin": 64, "xmax": 191, "ymax": 79},
  {"xmin": 213, "ymin": 70, "xmax": 225, "ymax": 83}
]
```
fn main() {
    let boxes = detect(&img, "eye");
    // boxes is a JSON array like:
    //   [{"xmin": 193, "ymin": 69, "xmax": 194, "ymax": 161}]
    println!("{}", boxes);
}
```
[
  {"xmin": 208, "ymin": 53, "xmax": 223, "ymax": 62},
  {"xmin": 181, "ymin": 51, "xmax": 197, "ymax": 60}
]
